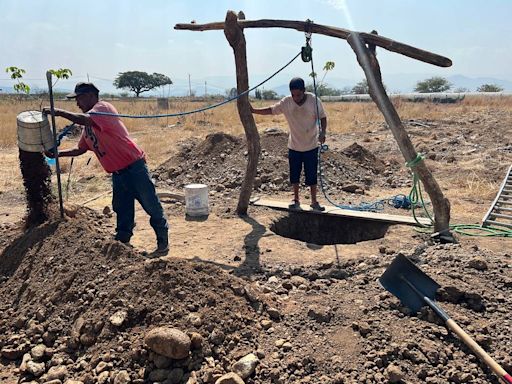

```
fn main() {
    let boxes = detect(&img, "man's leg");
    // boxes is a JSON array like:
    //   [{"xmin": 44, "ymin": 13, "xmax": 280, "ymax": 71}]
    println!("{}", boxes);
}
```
[
  {"xmin": 304, "ymin": 147, "xmax": 324, "ymax": 211},
  {"xmin": 288, "ymin": 149, "xmax": 302, "ymax": 207},
  {"xmin": 128, "ymin": 161, "xmax": 169, "ymax": 250},
  {"xmin": 310, "ymin": 184, "xmax": 319, "ymax": 204},
  {"xmin": 112, "ymin": 173, "xmax": 135, "ymax": 243}
]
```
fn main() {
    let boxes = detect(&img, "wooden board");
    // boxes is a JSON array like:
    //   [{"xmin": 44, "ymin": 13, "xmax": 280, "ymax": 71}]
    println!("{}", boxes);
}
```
[{"xmin": 250, "ymin": 197, "xmax": 432, "ymax": 227}]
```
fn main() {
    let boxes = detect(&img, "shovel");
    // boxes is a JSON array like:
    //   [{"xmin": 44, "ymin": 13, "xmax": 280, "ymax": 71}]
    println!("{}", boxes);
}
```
[{"xmin": 379, "ymin": 254, "xmax": 512, "ymax": 384}]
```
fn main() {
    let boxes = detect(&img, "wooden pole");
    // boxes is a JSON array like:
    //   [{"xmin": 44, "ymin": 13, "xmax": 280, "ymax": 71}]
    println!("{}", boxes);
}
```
[
  {"xmin": 46, "ymin": 71, "xmax": 65, "ymax": 219},
  {"xmin": 223, "ymin": 10, "xmax": 261, "ymax": 215},
  {"xmin": 347, "ymin": 32, "xmax": 451, "ymax": 234},
  {"xmin": 175, "ymin": 19, "xmax": 451, "ymax": 68}
]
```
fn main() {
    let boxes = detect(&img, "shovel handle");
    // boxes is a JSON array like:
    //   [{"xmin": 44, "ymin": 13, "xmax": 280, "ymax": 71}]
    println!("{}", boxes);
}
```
[{"xmin": 446, "ymin": 319, "xmax": 512, "ymax": 384}]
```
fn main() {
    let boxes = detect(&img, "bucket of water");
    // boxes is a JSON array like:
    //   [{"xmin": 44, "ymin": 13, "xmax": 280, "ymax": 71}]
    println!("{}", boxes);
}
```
[
  {"xmin": 17, "ymin": 110, "xmax": 54, "ymax": 152},
  {"xmin": 184, "ymin": 184, "xmax": 209, "ymax": 217}
]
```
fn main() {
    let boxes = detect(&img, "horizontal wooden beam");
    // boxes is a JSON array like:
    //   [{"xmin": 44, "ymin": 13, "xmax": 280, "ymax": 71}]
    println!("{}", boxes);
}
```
[{"xmin": 175, "ymin": 19, "xmax": 452, "ymax": 68}]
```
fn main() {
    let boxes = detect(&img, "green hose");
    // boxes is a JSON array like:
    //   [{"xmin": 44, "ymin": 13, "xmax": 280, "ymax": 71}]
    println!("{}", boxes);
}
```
[{"xmin": 406, "ymin": 154, "xmax": 512, "ymax": 238}]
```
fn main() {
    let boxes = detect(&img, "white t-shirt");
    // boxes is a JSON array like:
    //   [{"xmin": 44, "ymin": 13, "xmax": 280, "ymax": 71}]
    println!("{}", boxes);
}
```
[{"xmin": 271, "ymin": 92, "xmax": 326, "ymax": 152}]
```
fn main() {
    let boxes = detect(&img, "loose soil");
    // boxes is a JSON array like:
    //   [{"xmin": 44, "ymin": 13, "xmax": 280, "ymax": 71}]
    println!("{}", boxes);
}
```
[{"xmin": 0, "ymin": 106, "xmax": 511, "ymax": 384}]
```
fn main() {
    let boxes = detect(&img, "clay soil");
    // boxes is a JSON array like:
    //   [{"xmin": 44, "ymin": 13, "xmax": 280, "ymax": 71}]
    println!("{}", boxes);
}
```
[{"xmin": 0, "ymin": 103, "xmax": 511, "ymax": 384}]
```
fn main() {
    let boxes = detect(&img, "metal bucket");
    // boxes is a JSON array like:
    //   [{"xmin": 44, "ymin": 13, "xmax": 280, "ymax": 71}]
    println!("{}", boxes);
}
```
[{"xmin": 16, "ymin": 110, "xmax": 54, "ymax": 152}]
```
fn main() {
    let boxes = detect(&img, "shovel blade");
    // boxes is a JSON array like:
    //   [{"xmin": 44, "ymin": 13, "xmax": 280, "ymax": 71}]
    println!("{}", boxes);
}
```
[{"xmin": 379, "ymin": 254, "xmax": 440, "ymax": 313}]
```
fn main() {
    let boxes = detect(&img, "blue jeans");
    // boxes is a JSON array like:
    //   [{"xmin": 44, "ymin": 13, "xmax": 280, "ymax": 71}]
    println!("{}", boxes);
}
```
[{"xmin": 112, "ymin": 159, "xmax": 168, "ymax": 246}]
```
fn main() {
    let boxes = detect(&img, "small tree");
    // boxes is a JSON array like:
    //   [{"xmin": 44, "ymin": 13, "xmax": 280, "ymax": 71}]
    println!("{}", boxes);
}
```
[
  {"xmin": 114, "ymin": 71, "xmax": 172, "ymax": 97},
  {"xmin": 476, "ymin": 83, "xmax": 503, "ymax": 92},
  {"xmin": 414, "ymin": 76, "xmax": 451, "ymax": 93},
  {"xmin": 5, "ymin": 66, "xmax": 30, "ymax": 94}
]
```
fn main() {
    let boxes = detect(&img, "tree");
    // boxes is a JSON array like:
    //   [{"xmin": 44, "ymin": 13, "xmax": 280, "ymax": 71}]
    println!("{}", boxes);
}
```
[
  {"xmin": 5, "ymin": 66, "xmax": 30, "ymax": 94},
  {"xmin": 414, "ymin": 76, "xmax": 451, "ymax": 93},
  {"xmin": 476, "ymin": 83, "xmax": 503, "ymax": 92},
  {"xmin": 261, "ymin": 89, "xmax": 278, "ymax": 100},
  {"xmin": 113, "ymin": 71, "xmax": 172, "ymax": 97},
  {"xmin": 351, "ymin": 79, "xmax": 369, "ymax": 94},
  {"xmin": 305, "ymin": 83, "xmax": 342, "ymax": 96}
]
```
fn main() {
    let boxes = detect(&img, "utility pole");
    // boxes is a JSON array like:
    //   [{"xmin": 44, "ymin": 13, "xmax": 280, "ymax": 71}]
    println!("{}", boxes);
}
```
[
  {"xmin": 188, "ymin": 74, "xmax": 192, "ymax": 98},
  {"xmin": 205, "ymin": 81, "xmax": 207, "ymax": 97}
]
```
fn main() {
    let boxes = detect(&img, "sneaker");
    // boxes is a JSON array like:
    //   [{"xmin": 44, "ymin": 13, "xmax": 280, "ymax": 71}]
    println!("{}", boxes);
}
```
[
  {"xmin": 310, "ymin": 202, "xmax": 325, "ymax": 211},
  {"xmin": 288, "ymin": 200, "xmax": 301, "ymax": 210}
]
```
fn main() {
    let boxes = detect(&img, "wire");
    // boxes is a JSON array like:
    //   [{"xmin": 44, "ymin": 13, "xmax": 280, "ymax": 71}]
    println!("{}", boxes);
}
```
[{"xmin": 89, "ymin": 51, "xmax": 302, "ymax": 119}]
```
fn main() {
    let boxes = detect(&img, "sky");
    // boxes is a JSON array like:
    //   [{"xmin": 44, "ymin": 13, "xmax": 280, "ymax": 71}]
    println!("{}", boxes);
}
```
[{"xmin": 1, "ymin": 0, "xmax": 511, "ymax": 95}]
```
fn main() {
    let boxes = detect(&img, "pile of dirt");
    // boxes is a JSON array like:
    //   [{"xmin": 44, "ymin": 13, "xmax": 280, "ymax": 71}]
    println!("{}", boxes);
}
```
[
  {"xmin": 1, "ymin": 205, "xmax": 511, "ymax": 383},
  {"xmin": 154, "ymin": 130, "xmax": 408, "ymax": 200}
]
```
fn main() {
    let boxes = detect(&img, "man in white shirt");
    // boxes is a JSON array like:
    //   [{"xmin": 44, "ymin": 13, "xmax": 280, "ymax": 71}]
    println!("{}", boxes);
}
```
[{"xmin": 250, "ymin": 77, "xmax": 327, "ymax": 211}]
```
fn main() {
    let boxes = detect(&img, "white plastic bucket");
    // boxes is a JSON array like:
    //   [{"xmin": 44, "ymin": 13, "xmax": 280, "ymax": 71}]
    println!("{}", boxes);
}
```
[
  {"xmin": 184, "ymin": 184, "xmax": 209, "ymax": 216},
  {"xmin": 17, "ymin": 110, "xmax": 54, "ymax": 152}
]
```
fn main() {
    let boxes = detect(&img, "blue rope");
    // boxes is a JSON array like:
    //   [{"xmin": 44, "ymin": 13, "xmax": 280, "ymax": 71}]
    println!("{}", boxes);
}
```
[
  {"xmin": 308, "ymin": 39, "xmax": 382, "ymax": 212},
  {"xmin": 90, "ymin": 52, "xmax": 302, "ymax": 119}
]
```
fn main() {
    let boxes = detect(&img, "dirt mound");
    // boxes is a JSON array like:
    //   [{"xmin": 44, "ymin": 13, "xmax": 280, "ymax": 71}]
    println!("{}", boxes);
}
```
[
  {"xmin": 1, "ymin": 205, "xmax": 511, "ymax": 383},
  {"xmin": 0, "ymin": 206, "xmax": 277, "ymax": 383},
  {"xmin": 155, "ymin": 131, "xmax": 405, "ymax": 198}
]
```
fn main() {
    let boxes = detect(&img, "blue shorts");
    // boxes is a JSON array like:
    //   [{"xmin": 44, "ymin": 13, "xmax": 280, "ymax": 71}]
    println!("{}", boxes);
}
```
[{"xmin": 288, "ymin": 147, "xmax": 319, "ymax": 186}]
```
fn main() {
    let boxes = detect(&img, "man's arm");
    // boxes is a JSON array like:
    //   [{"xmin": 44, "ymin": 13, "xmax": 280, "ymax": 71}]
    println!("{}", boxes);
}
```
[
  {"xmin": 45, "ymin": 147, "xmax": 87, "ymax": 159},
  {"xmin": 42, "ymin": 107, "xmax": 93, "ymax": 126},
  {"xmin": 319, "ymin": 117, "xmax": 327, "ymax": 144},
  {"xmin": 250, "ymin": 104, "xmax": 273, "ymax": 115}
]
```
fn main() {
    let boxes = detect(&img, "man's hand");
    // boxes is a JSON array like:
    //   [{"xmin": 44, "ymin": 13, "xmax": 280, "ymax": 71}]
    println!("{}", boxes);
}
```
[
  {"xmin": 42, "ymin": 107, "xmax": 61, "ymax": 116},
  {"xmin": 319, "ymin": 131, "xmax": 326, "ymax": 144},
  {"xmin": 44, "ymin": 149, "xmax": 56, "ymax": 158}
]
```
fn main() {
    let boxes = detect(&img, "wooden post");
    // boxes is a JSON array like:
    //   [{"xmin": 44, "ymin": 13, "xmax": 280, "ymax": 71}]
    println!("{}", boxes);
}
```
[
  {"xmin": 223, "ymin": 10, "xmax": 261, "ymax": 215},
  {"xmin": 347, "ymin": 32, "xmax": 451, "ymax": 234},
  {"xmin": 175, "ymin": 19, "xmax": 452, "ymax": 68}
]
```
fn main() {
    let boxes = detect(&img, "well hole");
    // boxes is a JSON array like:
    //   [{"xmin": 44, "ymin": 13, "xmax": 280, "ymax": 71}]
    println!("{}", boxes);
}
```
[{"xmin": 270, "ymin": 212, "xmax": 390, "ymax": 245}]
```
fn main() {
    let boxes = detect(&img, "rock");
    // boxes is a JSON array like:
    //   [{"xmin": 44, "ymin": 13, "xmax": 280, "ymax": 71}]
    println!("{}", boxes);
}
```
[
  {"xmin": 307, "ymin": 305, "xmax": 332, "ymax": 323},
  {"xmin": 260, "ymin": 319, "xmax": 273, "ymax": 330},
  {"xmin": 267, "ymin": 307, "xmax": 281, "ymax": 320},
  {"xmin": 26, "ymin": 360, "xmax": 46, "ymax": 377},
  {"xmin": 189, "ymin": 332, "xmax": 204, "ymax": 350},
  {"xmin": 31, "ymin": 344, "xmax": 46, "ymax": 360},
  {"xmin": 384, "ymin": 364, "xmax": 404, "ymax": 383},
  {"xmin": 467, "ymin": 258, "xmax": 488, "ymax": 271},
  {"xmin": 1, "ymin": 345, "xmax": 26, "ymax": 360},
  {"xmin": 209, "ymin": 329, "xmax": 226, "ymax": 345},
  {"xmin": 214, "ymin": 372, "xmax": 245, "ymax": 384},
  {"xmin": 232, "ymin": 353, "xmax": 259, "ymax": 379},
  {"xmin": 112, "ymin": 370, "xmax": 131, "ymax": 384},
  {"xmin": 45, "ymin": 365, "xmax": 68, "ymax": 381},
  {"xmin": 144, "ymin": 327, "xmax": 191, "ymax": 359},
  {"xmin": 109, "ymin": 310, "xmax": 127, "ymax": 327}
]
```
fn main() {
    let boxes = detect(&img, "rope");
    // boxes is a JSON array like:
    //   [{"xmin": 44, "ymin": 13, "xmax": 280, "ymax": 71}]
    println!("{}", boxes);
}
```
[
  {"xmin": 310, "ymin": 31, "xmax": 384, "ymax": 212},
  {"xmin": 90, "ymin": 51, "xmax": 302, "ymax": 119},
  {"xmin": 406, "ymin": 154, "xmax": 512, "ymax": 237}
]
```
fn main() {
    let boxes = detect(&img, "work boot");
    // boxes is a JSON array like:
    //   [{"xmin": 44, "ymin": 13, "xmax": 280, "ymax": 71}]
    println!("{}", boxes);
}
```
[{"xmin": 145, "ymin": 242, "xmax": 169, "ymax": 259}]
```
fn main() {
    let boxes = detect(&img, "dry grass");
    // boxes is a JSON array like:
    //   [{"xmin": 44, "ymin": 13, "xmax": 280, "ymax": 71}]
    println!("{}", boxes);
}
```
[{"xmin": 1, "ymin": 94, "xmax": 511, "ymax": 193}]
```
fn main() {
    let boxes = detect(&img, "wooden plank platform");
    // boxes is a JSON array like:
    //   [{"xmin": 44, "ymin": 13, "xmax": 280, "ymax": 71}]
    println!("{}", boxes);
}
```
[{"xmin": 250, "ymin": 197, "xmax": 432, "ymax": 226}]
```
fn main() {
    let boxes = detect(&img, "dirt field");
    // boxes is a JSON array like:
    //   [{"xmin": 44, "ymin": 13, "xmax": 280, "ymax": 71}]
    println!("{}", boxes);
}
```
[{"xmin": 0, "ymin": 98, "xmax": 511, "ymax": 384}]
